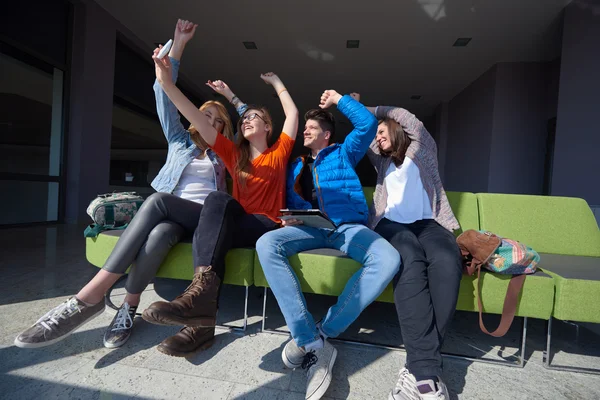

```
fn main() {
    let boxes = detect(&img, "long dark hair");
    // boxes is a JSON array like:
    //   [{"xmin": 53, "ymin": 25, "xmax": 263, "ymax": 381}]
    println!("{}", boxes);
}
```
[
  {"xmin": 234, "ymin": 105, "xmax": 273, "ymax": 184},
  {"xmin": 378, "ymin": 118, "xmax": 410, "ymax": 166}
]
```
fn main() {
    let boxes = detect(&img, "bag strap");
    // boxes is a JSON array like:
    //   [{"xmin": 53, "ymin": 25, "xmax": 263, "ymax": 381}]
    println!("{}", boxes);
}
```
[
  {"xmin": 84, "ymin": 224, "xmax": 104, "ymax": 238},
  {"xmin": 84, "ymin": 223, "xmax": 129, "ymax": 238},
  {"xmin": 475, "ymin": 266, "xmax": 527, "ymax": 337}
]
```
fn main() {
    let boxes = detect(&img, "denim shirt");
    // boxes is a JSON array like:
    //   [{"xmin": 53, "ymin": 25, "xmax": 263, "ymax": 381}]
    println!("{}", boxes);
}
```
[{"xmin": 151, "ymin": 57, "xmax": 247, "ymax": 194}]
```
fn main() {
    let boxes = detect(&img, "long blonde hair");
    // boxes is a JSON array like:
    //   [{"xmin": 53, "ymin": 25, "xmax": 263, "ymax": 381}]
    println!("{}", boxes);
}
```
[
  {"xmin": 234, "ymin": 105, "xmax": 273, "ymax": 184},
  {"xmin": 189, "ymin": 101, "xmax": 234, "ymax": 151}
]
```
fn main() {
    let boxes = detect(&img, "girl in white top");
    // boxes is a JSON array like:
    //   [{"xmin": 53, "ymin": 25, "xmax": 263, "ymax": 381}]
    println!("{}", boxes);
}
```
[{"xmin": 358, "ymin": 93, "xmax": 462, "ymax": 400}]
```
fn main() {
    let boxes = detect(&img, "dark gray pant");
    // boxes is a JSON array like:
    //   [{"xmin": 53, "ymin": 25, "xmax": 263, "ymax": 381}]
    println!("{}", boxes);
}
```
[
  {"xmin": 102, "ymin": 192, "xmax": 203, "ymax": 294},
  {"xmin": 374, "ymin": 218, "xmax": 462, "ymax": 378}
]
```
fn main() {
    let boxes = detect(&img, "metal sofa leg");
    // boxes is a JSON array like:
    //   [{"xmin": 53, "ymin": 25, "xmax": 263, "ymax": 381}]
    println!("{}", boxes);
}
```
[
  {"xmin": 259, "ymin": 287, "xmax": 528, "ymax": 367},
  {"xmin": 543, "ymin": 317, "xmax": 600, "ymax": 375}
]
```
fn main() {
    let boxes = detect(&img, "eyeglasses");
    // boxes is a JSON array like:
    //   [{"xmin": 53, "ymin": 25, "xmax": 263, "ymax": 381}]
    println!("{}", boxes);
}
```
[{"xmin": 242, "ymin": 113, "xmax": 265, "ymax": 122}]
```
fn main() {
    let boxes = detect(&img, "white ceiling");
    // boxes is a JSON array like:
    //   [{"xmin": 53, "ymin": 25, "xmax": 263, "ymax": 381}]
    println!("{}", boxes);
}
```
[{"xmin": 95, "ymin": 0, "xmax": 569, "ymax": 125}]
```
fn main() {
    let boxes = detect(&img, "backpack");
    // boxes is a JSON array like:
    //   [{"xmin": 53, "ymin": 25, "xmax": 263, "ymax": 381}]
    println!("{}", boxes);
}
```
[
  {"xmin": 84, "ymin": 192, "xmax": 145, "ymax": 238},
  {"xmin": 456, "ymin": 230, "xmax": 540, "ymax": 337}
]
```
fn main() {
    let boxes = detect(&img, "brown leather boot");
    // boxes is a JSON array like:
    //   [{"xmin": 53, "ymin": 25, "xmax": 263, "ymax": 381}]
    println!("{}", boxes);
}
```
[
  {"xmin": 142, "ymin": 266, "xmax": 220, "ymax": 326},
  {"xmin": 156, "ymin": 326, "xmax": 215, "ymax": 357}
]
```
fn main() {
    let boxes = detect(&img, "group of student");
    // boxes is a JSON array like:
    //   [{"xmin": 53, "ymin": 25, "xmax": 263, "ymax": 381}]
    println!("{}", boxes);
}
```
[{"xmin": 14, "ymin": 19, "xmax": 464, "ymax": 400}]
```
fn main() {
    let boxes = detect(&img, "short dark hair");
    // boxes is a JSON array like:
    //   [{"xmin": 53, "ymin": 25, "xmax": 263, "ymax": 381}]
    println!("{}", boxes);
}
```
[{"xmin": 304, "ymin": 109, "xmax": 336, "ymax": 139}]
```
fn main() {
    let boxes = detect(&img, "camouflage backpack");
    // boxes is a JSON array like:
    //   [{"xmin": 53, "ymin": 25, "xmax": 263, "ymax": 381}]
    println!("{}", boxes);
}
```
[{"xmin": 84, "ymin": 192, "xmax": 145, "ymax": 238}]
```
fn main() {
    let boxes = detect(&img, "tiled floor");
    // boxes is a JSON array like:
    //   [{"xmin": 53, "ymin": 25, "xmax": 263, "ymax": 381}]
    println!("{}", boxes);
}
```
[{"xmin": 0, "ymin": 224, "xmax": 599, "ymax": 399}]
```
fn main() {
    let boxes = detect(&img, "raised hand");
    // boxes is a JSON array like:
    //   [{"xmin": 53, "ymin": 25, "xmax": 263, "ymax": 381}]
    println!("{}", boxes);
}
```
[
  {"xmin": 152, "ymin": 47, "xmax": 174, "ymax": 86},
  {"xmin": 174, "ymin": 19, "xmax": 198, "ymax": 46},
  {"xmin": 319, "ymin": 90, "xmax": 342, "ymax": 109},
  {"xmin": 349, "ymin": 92, "xmax": 361, "ymax": 102},
  {"xmin": 260, "ymin": 72, "xmax": 283, "ymax": 86},
  {"xmin": 206, "ymin": 80, "xmax": 235, "ymax": 100}
]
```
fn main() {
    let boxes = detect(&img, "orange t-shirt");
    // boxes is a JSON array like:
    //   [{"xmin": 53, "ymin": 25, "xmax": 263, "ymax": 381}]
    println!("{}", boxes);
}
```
[{"xmin": 211, "ymin": 132, "xmax": 295, "ymax": 222}]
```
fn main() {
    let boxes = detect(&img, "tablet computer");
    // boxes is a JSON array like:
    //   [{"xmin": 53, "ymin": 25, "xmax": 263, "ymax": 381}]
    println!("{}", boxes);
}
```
[{"xmin": 280, "ymin": 209, "xmax": 336, "ymax": 229}]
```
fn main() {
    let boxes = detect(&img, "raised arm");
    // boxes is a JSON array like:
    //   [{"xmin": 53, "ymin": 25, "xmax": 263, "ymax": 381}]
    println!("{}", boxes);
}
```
[
  {"xmin": 260, "ymin": 73, "xmax": 299, "ymax": 140},
  {"xmin": 168, "ymin": 19, "xmax": 197, "ymax": 61},
  {"xmin": 206, "ymin": 80, "xmax": 248, "ymax": 117},
  {"xmin": 153, "ymin": 48, "xmax": 218, "ymax": 146},
  {"xmin": 349, "ymin": 93, "xmax": 381, "ymax": 167},
  {"xmin": 153, "ymin": 19, "xmax": 200, "ymax": 144},
  {"xmin": 319, "ymin": 90, "xmax": 378, "ymax": 167},
  {"xmin": 374, "ymin": 106, "xmax": 437, "ymax": 154}
]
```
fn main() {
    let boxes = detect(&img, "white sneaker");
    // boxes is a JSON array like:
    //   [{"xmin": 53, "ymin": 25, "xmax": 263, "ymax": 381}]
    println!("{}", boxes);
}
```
[
  {"xmin": 388, "ymin": 368, "xmax": 420, "ymax": 400},
  {"xmin": 303, "ymin": 339, "xmax": 337, "ymax": 400},
  {"xmin": 416, "ymin": 378, "xmax": 449, "ymax": 400}
]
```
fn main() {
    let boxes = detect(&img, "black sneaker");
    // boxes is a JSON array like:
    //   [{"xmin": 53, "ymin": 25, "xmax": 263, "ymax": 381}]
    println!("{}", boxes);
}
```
[{"xmin": 103, "ymin": 302, "xmax": 136, "ymax": 349}]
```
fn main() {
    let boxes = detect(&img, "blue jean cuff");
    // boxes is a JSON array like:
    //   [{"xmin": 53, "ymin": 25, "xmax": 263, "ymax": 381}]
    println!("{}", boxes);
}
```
[{"xmin": 295, "ymin": 332, "xmax": 322, "ymax": 348}]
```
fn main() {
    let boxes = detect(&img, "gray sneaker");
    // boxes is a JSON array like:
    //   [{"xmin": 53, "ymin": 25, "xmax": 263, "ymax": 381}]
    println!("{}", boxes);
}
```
[
  {"xmin": 103, "ymin": 302, "xmax": 136, "ymax": 349},
  {"xmin": 282, "ymin": 338, "xmax": 307, "ymax": 369},
  {"xmin": 303, "ymin": 339, "xmax": 337, "ymax": 400},
  {"xmin": 388, "ymin": 368, "xmax": 420, "ymax": 400},
  {"xmin": 14, "ymin": 297, "xmax": 105, "ymax": 348}
]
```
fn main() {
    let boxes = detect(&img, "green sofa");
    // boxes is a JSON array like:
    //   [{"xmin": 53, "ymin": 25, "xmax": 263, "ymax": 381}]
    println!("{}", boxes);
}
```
[
  {"xmin": 475, "ymin": 193, "xmax": 600, "ymax": 373},
  {"xmin": 85, "ymin": 189, "xmax": 600, "ymax": 370}
]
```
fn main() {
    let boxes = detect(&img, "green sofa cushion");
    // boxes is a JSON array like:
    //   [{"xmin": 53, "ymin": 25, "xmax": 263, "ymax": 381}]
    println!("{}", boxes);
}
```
[
  {"xmin": 477, "ymin": 193, "xmax": 600, "ymax": 257},
  {"xmin": 254, "ymin": 250, "xmax": 554, "ymax": 319},
  {"xmin": 456, "ymin": 271, "xmax": 554, "ymax": 319},
  {"xmin": 86, "ymin": 231, "xmax": 255, "ymax": 286},
  {"xmin": 538, "ymin": 253, "xmax": 600, "ymax": 323}
]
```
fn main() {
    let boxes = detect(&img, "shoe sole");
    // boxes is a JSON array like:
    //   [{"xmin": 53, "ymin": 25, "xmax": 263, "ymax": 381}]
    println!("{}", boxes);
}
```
[
  {"xmin": 156, "ymin": 337, "xmax": 215, "ymax": 358},
  {"xmin": 307, "ymin": 346, "xmax": 337, "ymax": 400},
  {"xmin": 141, "ymin": 308, "xmax": 215, "ymax": 327},
  {"xmin": 14, "ymin": 307, "xmax": 105, "ymax": 349}
]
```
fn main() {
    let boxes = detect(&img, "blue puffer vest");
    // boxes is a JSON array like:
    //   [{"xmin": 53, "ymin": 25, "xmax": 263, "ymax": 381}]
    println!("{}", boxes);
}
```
[{"xmin": 286, "ymin": 95, "xmax": 378, "ymax": 226}]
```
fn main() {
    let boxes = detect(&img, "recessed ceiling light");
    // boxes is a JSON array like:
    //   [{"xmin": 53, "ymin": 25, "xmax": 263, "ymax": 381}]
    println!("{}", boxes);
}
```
[
  {"xmin": 243, "ymin": 41, "xmax": 258, "ymax": 50},
  {"xmin": 411, "ymin": 95, "xmax": 422, "ymax": 100},
  {"xmin": 346, "ymin": 40, "xmax": 360, "ymax": 49},
  {"xmin": 453, "ymin": 38, "xmax": 472, "ymax": 47}
]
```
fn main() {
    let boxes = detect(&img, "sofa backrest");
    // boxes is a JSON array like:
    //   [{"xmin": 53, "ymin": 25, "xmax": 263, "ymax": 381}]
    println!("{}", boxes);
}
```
[
  {"xmin": 362, "ymin": 188, "xmax": 479, "ymax": 235},
  {"xmin": 446, "ymin": 191, "xmax": 479, "ymax": 235},
  {"xmin": 477, "ymin": 193, "xmax": 600, "ymax": 257}
]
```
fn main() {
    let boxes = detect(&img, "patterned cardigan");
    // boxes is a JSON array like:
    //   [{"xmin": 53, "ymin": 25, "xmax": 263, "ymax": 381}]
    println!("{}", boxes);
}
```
[{"xmin": 366, "ymin": 106, "xmax": 460, "ymax": 232}]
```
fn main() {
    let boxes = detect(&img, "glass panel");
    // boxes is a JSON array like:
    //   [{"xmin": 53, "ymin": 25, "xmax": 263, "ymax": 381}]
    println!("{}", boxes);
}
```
[
  {"xmin": 0, "ymin": 53, "xmax": 63, "ymax": 176},
  {"xmin": 0, "ymin": 181, "xmax": 59, "ymax": 224},
  {"xmin": 109, "ymin": 103, "xmax": 166, "ymax": 190}
]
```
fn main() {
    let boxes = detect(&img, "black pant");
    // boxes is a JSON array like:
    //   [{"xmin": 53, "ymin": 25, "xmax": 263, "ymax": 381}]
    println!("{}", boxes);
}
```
[
  {"xmin": 193, "ymin": 191, "xmax": 279, "ymax": 281},
  {"xmin": 375, "ymin": 218, "xmax": 462, "ymax": 377}
]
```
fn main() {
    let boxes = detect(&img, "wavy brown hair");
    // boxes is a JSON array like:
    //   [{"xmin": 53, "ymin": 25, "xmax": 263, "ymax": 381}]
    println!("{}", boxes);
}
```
[
  {"xmin": 189, "ymin": 101, "xmax": 234, "ymax": 151},
  {"xmin": 378, "ymin": 118, "xmax": 411, "ymax": 166},
  {"xmin": 234, "ymin": 105, "xmax": 273, "ymax": 184}
]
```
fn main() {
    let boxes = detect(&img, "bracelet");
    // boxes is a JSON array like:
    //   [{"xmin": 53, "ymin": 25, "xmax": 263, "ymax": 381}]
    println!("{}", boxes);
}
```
[
  {"xmin": 277, "ymin": 88, "xmax": 288, "ymax": 96},
  {"xmin": 230, "ymin": 95, "xmax": 238, "ymax": 104}
]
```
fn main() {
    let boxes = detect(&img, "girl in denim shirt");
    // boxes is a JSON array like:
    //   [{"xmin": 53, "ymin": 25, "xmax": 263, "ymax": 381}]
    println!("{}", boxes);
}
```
[{"xmin": 15, "ymin": 19, "xmax": 247, "ymax": 350}]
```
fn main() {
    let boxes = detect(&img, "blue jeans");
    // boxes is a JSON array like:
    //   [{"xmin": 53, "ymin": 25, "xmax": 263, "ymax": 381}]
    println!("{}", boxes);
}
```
[{"xmin": 255, "ymin": 223, "xmax": 401, "ymax": 347}]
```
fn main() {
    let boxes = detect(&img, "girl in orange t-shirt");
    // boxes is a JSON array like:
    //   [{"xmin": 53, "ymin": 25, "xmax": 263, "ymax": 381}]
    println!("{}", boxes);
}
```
[{"xmin": 145, "ymin": 45, "xmax": 299, "ymax": 356}]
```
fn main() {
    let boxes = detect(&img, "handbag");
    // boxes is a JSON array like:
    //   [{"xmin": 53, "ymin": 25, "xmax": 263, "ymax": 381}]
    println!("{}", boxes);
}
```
[
  {"xmin": 84, "ymin": 192, "xmax": 144, "ymax": 238},
  {"xmin": 456, "ymin": 230, "xmax": 540, "ymax": 337}
]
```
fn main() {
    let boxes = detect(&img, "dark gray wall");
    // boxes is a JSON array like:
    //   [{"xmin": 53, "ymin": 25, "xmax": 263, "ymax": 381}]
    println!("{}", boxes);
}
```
[
  {"xmin": 552, "ymin": 0, "xmax": 600, "ymax": 205},
  {"xmin": 488, "ymin": 62, "xmax": 548, "ymax": 195},
  {"xmin": 445, "ymin": 66, "xmax": 497, "ymax": 193}
]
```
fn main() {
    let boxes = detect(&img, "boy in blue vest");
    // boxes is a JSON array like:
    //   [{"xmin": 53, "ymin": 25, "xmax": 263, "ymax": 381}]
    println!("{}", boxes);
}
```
[{"xmin": 256, "ymin": 90, "xmax": 401, "ymax": 400}]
